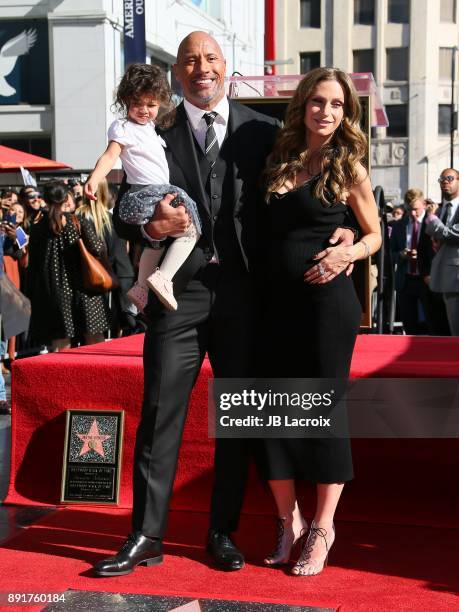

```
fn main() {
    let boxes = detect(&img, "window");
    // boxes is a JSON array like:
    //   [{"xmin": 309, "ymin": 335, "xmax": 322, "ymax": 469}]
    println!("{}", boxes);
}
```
[
  {"xmin": 386, "ymin": 105, "xmax": 408, "ymax": 137},
  {"xmin": 0, "ymin": 137, "xmax": 52, "ymax": 159},
  {"xmin": 354, "ymin": 0, "xmax": 375, "ymax": 24},
  {"xmin": 190, "ymin": 0, "xmax": 222, "ymax": 20},
  {"xmin": 386, "ymin": 48, "xmax": 408, "ymax": 81},
  {"xmin": 300, "ymin": 51, "xmax": 321, "ymax": 74},
  {"xmin": 439, "ymin": 104, "xmax": 452, "ymax": 135},
  {"xmin": 300, "ymin": 0, "xmax": 321, "ymax": 28},
  {"xmin": 439, "ymin": 47, "xmax": 457, "ymax": 79},
  {"xmin": 440, "ymin": 0, "xmax": 456, "ymax": 22},
  {"xmin": 388, "ymin": 0, "xmax": 409, "ymax": 23},
  {"xmin": 353, "ymin": 49, "xmax": 375, "ymax": 74}
]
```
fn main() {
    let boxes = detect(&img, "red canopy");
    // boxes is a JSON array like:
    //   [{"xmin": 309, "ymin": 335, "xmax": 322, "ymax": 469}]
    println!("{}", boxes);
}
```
[{"xmin": 0, "ymin": 145, "xmax": 71, "ymax": 171}]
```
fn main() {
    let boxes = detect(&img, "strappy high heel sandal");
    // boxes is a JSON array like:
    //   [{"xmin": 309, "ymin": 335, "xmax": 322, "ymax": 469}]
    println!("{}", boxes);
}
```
[
  {"xmin": 291, "ymin": 520, "xmax": 335, "ymax": 576},
  {"xmin": 264, "ymin": 517, "xmax": 308, "ymax": 567}
]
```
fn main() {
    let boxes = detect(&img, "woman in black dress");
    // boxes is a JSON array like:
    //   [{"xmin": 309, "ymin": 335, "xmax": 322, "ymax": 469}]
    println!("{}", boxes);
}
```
[
  {"xmin": 27, "ymin": 181, "xmax": 110, "ymax": 350},
  {"xmin": 260, "ymin": 68, "xmax": 381, "ymax": 576}
]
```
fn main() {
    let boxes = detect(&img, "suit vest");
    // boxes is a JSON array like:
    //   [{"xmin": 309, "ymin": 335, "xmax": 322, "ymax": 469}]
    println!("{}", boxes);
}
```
[{"xmin": 193, "ymin": 134, "xmax": 246, "ymax": 274}]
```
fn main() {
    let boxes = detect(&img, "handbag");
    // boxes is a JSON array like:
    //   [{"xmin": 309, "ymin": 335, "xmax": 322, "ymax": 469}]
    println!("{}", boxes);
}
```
[{"xmin": 70, "ymin": 215, "xmax": 119, "ymax": 294}]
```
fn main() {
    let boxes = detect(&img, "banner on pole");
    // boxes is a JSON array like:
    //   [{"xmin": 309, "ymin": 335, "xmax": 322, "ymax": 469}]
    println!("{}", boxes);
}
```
[{"xmin": 124, "ymin": 0, "xmax": 146, "ymax": 68}]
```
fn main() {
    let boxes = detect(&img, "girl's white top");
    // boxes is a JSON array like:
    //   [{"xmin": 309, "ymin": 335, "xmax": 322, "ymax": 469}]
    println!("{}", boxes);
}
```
[{"xmin": 107, "ymin": 119, "xmax": 169, "ymax": 185}]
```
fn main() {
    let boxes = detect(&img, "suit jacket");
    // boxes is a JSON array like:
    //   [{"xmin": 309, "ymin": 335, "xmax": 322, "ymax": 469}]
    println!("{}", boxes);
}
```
[
  {"xmin": 425, "ymin": 205, "xmax": 459, "ymax": 293},
  {"xmin": 390, "ymin": 216, "xmax": 431, "ymax": 291},
  {"xmin": 113, "ymin": 99, "xmax": 280, "ymax": 286}
]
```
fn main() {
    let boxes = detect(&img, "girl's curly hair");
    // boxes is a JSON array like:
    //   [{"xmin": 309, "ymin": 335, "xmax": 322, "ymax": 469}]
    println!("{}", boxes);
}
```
[
  {"xmin": 264, "ymin": 67, "xmax": 367, "ymax": 205},
  {"xmin": 114, "ymin": 63, "xmax": 172, "ymax": 117}
]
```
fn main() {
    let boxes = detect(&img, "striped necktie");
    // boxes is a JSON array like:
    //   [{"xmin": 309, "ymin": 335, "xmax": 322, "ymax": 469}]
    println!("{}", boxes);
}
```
[{"xmin": 203, "ymin": 111, "xmax": 219, "ymax": 166}]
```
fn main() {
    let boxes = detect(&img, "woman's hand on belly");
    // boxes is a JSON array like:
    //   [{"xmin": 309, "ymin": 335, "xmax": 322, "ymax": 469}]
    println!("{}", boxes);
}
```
[{"xmin": 304, "ymin": 243, "xmax": 354, "ymax": 285}]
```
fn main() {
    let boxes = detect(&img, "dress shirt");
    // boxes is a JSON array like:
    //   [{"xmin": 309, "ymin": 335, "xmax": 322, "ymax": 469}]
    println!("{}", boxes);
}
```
[
  {"xmin": 183, "ymin": 96, "xmax": 229, "ymax": 153},
  {"xmin": 405, "ymin": 211, "xmax": 425, "ymax": 245}
]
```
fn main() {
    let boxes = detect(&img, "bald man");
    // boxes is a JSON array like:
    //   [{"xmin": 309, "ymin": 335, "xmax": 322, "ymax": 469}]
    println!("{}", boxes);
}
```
[
  {"xmin": 93, "ymin": 32, "xmax": 280, "ymax": 576},
  {"xmin": 425, "ymin": 167, "xmax": 459, "ymax": 334}
]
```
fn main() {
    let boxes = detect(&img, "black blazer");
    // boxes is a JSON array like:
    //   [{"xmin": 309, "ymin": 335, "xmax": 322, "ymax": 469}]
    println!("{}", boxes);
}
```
[
  {"xmin": 390, "ymin": 215, "xmax": 433, "ymax": 290},
  {"xmin": 113, "ymin": 99, "xmax": 280, "ymax": 283}
]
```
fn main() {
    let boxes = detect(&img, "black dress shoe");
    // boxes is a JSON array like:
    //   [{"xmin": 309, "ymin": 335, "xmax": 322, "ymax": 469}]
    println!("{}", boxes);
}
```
[
  {"xmin": 93, "ymin": 532, "xmax": 163, "ymax": 576},
  {"xmin": 206, "ymin": 529, "xmax": 245, "ymax": 571}
]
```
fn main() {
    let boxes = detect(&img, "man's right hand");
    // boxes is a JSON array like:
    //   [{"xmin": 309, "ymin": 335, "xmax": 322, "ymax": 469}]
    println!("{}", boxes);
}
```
[{"xmin": 144, "ymin": 193, "xmax": 189, "ymax": 239}]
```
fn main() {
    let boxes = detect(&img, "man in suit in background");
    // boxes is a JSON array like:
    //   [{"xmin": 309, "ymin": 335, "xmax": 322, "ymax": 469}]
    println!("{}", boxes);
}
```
[
  {"xmin": 391, "ymin": 196, "xmax": 432, "ymax": 334},
  {"xmin": 93, "ymin": 31, "xmax": 355, "ymax": 577},
  {"xmin": 425, "ymin": 168, "xmax": 459, "ymax": 335}
]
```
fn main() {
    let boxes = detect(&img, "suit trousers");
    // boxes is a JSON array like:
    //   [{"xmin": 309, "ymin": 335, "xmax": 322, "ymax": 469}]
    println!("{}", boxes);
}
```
[
  {"xmin": 398, "ymin": 275, "xmax": 431, "ymax": 335},
  {"xmin": 132, "ymin": 265, "xmax": 256, "ymax": 538},
  {"xmin": 443, "ymin": 292, "xmax": 459, "ymax": 336}
]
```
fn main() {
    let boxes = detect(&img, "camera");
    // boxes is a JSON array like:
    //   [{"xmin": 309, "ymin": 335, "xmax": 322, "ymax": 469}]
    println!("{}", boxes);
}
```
[{"xmin": 3, "ymin": 212, "xmax": 16, "ymax": 225}]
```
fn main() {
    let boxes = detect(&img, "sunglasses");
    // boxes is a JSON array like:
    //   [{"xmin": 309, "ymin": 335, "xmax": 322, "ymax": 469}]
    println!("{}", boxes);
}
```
[
  {"xmin": 26, "ymin": 193, "xmax": 39, "ymax": 199},
  {"xmin": 438, "ymin": 175, "xmax": 457, "ymax": 183}
]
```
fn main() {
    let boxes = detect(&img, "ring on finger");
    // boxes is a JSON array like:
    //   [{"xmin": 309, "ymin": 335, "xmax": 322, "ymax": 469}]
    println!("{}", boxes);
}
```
[{"xmin": 317, "ymin": 263, "xmax": 325, "ymax": 276}]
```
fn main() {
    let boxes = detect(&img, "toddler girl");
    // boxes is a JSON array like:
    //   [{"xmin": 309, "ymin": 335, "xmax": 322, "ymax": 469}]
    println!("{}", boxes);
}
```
[{"xmin": 85, "ymin": 63, "xmax": 201, "ymax": 311}]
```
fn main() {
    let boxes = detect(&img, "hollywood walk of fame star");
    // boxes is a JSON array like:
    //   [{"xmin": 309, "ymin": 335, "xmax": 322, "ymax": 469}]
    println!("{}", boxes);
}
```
[{"xmin": 77, "ymin": 419, "xmax": 111, "ymax": 458}]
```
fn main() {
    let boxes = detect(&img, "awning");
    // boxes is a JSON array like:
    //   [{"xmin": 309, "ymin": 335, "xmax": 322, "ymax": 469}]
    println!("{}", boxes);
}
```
[{"xmin": 0, "ymin": 145, "xmax": 71, "ymax": 171}]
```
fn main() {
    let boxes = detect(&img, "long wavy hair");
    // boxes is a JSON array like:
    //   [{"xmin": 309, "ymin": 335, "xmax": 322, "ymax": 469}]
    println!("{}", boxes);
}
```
[
  {"xmin": 77, "ymin": 179, "xmax": 112, "ymax": 242},
  {"xmin": 264, "ymin": 67, "xmax": 367, "ymax": 205}
]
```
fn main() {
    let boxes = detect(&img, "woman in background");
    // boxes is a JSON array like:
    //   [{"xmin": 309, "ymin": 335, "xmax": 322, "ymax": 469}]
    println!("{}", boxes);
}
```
[
  {"xmin": 78, "ymin": 180, "xmax": 134, "ymax": 337},
  {"xmin": 27, "ymin": 180, "xmax": 110, "ymax": 350}
]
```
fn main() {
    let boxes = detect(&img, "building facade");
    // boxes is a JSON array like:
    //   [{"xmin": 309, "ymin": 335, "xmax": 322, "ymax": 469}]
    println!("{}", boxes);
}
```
[
  {"xmin": 274, "ymin": 0, "xmax": 459, "ymax": 202},
  {"xmin": 0, "ymin": 0, "xmax": 264, "ymax": 174}
]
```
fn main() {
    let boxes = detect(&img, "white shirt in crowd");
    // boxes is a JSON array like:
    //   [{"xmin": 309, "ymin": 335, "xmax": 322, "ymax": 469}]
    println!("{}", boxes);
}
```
[{"xmin": 107, "ymin": 118, "xmax": 169, "ymax": 185}]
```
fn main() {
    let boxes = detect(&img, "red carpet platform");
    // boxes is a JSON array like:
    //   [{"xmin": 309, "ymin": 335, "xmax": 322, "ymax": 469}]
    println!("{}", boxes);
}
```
[
  {"xmin": 2, "ymin": 334, "xmax": 459, "ymax": 610},
  {"xmin": 5, "ymin": 334, "xmax": 459, "ymax": 527}
]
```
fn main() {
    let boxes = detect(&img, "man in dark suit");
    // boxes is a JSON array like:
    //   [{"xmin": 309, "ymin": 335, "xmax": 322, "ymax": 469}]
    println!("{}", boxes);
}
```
[
  {"xmin": 390, "ymin": 196, "xmax": 434, "ymax": 334},
  {"xmin": 93, "ymin": 31, "xmax": 354, "ymax": 577}
]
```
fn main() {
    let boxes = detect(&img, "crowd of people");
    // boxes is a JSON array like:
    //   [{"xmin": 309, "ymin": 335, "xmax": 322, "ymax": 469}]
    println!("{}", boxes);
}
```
[
  {"xmin": 388, "ymin": 170, "xmax": 459, "ymax": 337},
  {"xmin": 0, "ymin": 178, "xmax": 138, "ymax": 412},
  {"xmin": 0, "ymin": 30, "xmax": 457, "ymax": 580}
]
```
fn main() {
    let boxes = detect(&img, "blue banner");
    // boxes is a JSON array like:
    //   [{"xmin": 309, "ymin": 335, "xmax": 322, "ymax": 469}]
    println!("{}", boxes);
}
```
[{"xmin": 124, "ymin": 0, "xmax": 146, "ymax": 68}]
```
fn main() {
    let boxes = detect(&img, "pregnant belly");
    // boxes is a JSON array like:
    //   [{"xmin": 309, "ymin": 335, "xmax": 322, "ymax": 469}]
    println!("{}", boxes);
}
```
[{"xmin": 272, "ymin": 237, "xmax": 331, "ymax": 280}]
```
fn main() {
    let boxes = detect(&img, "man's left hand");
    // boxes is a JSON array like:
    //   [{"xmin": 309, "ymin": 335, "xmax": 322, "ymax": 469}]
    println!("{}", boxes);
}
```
[{"xmin": 304, "ymin": 227, "xmax": 355, "ymax": 284}]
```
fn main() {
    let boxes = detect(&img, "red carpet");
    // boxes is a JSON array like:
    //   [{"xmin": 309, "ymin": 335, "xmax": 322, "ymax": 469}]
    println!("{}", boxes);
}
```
[
  {"xmin": 2, "ymin": 334, "xmax": 459, "ymax": 610},
  {"xmin": 1, "ymin": 507, "xmax": 458, "ymax": 611}
]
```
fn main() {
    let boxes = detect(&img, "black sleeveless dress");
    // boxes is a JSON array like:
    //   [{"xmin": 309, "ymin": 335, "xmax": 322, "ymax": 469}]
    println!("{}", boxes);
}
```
[{"xmin": 259, "ymin": 177, "xmax": 361, "ymax": 483}]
